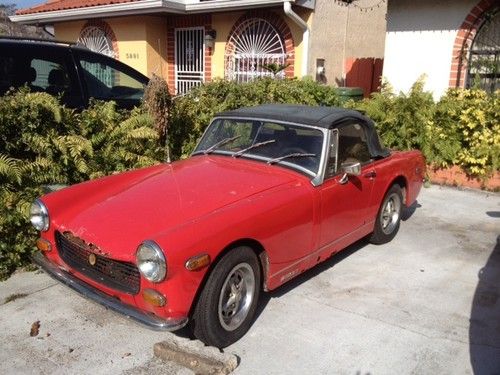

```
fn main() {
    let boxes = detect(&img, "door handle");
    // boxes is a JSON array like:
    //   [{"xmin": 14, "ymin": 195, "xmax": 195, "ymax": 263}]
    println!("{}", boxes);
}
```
[{"xmin": 364, "ymin": 171, "xmax": 376, "ymax": 178}]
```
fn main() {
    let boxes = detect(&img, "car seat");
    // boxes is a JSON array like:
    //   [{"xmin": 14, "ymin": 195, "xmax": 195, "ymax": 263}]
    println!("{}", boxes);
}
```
[{"xmin": 46, "ymin": 69, "xmax": 68, "ymax": 96}]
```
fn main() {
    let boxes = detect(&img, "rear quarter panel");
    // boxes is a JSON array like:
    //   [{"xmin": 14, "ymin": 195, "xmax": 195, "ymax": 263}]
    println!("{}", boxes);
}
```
[{"xmin": 369, "ymin": 150, "xmax": 426, "ymax": 218}]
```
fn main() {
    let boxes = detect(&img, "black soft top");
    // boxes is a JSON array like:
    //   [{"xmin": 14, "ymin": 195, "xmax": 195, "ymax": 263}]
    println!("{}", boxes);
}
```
[
  {"xmin": 216, "ymin": 104, "xmax": 390, "ymax": 158},
  {"xmin": 217, "ymin": 104, "xmax": 370, "ymax": 128}
]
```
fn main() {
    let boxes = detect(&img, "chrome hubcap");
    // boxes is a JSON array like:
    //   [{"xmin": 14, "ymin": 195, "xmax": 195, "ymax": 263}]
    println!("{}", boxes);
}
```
[
  {"xmin": 381, "ymin": 193, "xmax": 401, "ymax": 234},
  {"xmin": 218, "ymin": 263, "xmax": 255, "ymax": 331}
]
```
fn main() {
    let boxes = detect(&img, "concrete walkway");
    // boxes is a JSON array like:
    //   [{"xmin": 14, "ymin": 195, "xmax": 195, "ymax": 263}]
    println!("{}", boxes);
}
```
[{"xmin": 1, "ymin": 185, "xmax": 499, "ymax": 374}]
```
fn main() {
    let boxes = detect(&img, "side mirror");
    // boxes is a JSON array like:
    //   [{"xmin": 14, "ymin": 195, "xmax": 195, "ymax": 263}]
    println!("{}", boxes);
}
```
[{"xmin": 339, "ymin": 161, "xmax": 361, "ymax": 184}]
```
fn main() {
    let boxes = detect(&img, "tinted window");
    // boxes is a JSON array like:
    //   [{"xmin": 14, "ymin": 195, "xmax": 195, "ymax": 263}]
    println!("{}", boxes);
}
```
[
  {"xmin": 0, "ymin": 44, "xmax": 82, "ymax": 107},
  {"xmin": 76, "ymin": 51, "xmax": 146, "ymax": 105},
  {"xmin": 31, "ymin": 59, "xmax": 71, "ymax": 92}
]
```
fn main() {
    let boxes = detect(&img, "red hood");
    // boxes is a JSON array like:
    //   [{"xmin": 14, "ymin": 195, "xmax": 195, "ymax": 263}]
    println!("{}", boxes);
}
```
[{"xmin": 46, "ymin": 156, "xmax": 300, "ymax": 260}]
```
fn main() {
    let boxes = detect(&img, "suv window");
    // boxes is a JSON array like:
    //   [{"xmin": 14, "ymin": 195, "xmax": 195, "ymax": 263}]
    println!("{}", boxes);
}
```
[
  {"xmin": 76, "ymin": 51, "xmax": 146, "ymax": 104},
  {"xmin": 0, "ymin": 44, "xmax": 82, "ymax": 107},
  {"xmin": 31, "ymin": 59, "xmax": 71, "ymax": 93}
]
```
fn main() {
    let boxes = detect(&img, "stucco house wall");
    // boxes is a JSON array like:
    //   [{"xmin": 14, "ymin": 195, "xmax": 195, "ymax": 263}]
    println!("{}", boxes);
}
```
[
  {"xmin": 53, "ymin": 8, "xmax": 308, "ymax": 92},
  {"xmin": 308, "ymin": 0, "xmax": 387, "ymax": 86},
  {"xmin": 383, "ymin": 0, "xmax": 497, "ymax": 98},
  {"xmin": 55, "ymin": 16, "xmax": 166, "ymax": 78},
  {"xmin": 15, "ymin": 0, "xmax": 390, "ymax": 95}
]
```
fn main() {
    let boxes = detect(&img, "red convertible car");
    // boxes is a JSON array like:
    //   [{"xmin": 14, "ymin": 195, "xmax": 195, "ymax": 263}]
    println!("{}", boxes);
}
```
[{"xmin": 31, "ymin": 104, "xmax": 425, "ymax": 348}]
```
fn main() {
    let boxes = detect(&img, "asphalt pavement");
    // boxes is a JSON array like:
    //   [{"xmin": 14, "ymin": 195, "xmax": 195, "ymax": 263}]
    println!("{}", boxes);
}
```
[{"xmin": 1, "ymin": 185, "xmax": 499, "ymax": 374}]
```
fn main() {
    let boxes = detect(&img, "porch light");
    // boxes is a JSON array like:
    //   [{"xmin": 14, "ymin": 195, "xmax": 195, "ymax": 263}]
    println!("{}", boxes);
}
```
[{"xmin": 204, "ymin": 29, "xmax": 217, "ymax": 50}]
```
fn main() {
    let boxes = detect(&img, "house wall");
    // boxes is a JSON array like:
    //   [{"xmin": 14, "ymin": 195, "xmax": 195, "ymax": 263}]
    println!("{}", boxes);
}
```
[
  {"xmin": 55, "ymin": 16, "xmax": 166, "ymax": 78},
  {"xmin": 308, "ymin": 0, "xmax": 387, "ymax": 86},
  {"xmin": 383, "ymin": 0, "xmax": 478, "ymax": 98},
  {"xmin": 55, "ymin": 8, "xmax": 309, "ymax": 89},
  {"xmin": 144, "ymin": 17, "xmax": 168, "ymax": 80}
]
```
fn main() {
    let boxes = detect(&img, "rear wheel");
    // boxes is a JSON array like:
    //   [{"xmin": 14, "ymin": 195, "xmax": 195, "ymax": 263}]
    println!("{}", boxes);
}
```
[
  {"xmin": 370, "ymin": 184, "xmax": 403, "ymax": 244},
  {"xmin": 190, "ymin": 246, "xmax": 261, "ymax": 348}
]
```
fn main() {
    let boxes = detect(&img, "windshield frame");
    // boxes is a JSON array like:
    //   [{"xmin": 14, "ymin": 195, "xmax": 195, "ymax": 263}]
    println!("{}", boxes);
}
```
[{"xmin": 192, "ymin": 116, "xmax": 329, "ymax": 186}]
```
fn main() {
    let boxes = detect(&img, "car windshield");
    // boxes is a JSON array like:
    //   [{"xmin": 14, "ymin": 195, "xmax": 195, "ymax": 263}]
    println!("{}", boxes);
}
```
[{"xmin": 193, "ymin": 118, "xmax": 324, "ymax": 175}]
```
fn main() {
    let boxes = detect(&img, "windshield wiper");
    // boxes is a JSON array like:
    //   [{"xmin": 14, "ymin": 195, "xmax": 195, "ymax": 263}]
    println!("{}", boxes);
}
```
[
  {"xmin": 267, "ymin": 153, "xmax": 316, "ymax": 165},
  {"xmin": 203, "ymin": 135, "xmax": 241, "ymax": 155},
  {"xmin": 232, "ymin": 139, "xmax": 276, "ymax": 158}
]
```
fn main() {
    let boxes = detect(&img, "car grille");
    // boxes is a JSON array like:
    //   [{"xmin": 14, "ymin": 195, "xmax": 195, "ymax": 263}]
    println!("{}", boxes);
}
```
[{"xmin": 55, "ymin": 231, "xmax": 140, "ymax": 295}]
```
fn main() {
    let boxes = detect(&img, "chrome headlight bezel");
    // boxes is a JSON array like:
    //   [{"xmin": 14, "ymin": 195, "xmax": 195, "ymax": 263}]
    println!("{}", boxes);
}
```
[
  {"xmin": 136, "ymin": 240, "xmax": 166, "ymax": 283},
  {"xmin": 30, "ymin": 199, "xmax": 50, "ymax": 232}
]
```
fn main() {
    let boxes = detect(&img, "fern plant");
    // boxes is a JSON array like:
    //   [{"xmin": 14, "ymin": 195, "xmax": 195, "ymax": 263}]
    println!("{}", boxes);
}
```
[{"xmin": 0, "ymin": 91, "xmax": 164, "ymax": 280}]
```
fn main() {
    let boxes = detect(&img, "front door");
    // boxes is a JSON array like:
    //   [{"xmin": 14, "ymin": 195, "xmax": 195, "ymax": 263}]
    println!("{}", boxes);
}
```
[{"xmin": 175, "ymin": 27, "xmax": 205, "ymax": 95}]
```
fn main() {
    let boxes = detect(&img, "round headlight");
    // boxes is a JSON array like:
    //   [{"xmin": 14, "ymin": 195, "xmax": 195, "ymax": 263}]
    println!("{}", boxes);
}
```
[
  {"xmin": 136, "ymin": 241, "xmax": 166, "ymax": 283},
  {"xmin": 30, "ymin": 199, "xmax": 49, "ymax": 232}
]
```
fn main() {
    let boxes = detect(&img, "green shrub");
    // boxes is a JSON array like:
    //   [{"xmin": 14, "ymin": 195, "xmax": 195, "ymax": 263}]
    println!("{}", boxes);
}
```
[
  {"xmin": 349, "ymin": 77, "xmax": 436, "ymax": 157},
  {"xmin": 351, "ymin": 77, "xmax": 499, "ymax": 178},
  {"xmin": 433, "ymin": 89, "xmax": 499, "ymax": 176},
  {"xmin": 1, "ymin": 77, "xmax": 498, "ymax": 279}
]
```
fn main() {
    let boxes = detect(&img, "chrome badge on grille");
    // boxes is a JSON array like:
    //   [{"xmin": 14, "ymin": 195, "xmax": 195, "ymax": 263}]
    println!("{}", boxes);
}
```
[{"xmin": 88, "ymin": 253, "xmax": 97, "ymax": 266}]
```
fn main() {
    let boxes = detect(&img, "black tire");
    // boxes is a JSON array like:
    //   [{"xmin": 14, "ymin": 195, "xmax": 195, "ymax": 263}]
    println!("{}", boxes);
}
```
[
  {"xmin": 370, "ymin": 184, "xmax": 404, "ymax": 244},
  {"xmin": 190, "ymin": 246, "xmax": 261, "ymax": 348}
]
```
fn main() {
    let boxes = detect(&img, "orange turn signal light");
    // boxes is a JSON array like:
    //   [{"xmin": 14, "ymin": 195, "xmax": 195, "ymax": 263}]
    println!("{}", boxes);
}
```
[
  {"xmin": 36, "ymin": 238, "xmax": 52, "ymax": 252},
  {"xmin": 142, "ymin": 289, "xmax": 166, "ymax": 307},
  {"xmin": 185, "ymin": 254, "xmax": 211, "ymax": 271}
]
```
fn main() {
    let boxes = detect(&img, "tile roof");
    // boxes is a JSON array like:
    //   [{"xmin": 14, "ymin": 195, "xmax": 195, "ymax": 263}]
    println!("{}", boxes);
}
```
[{"xmin": 16, "ymin": 0, "xmax": 140, "ymax": 15}]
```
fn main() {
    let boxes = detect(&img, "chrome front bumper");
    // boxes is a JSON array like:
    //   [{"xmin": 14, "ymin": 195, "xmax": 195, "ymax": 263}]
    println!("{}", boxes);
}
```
[{"xmin": 32, "ymin": 252, "xmax": 188, "ymax": 331}]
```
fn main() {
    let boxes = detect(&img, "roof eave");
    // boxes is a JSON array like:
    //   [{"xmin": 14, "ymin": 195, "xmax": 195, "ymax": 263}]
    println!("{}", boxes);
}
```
[
  {"xmin": 10, "ymin": 0, "xmax": 296, "ymax": 25},
  {"xmin": 10, "ymin": 1, "xmax": 170, "ymax": 24}
]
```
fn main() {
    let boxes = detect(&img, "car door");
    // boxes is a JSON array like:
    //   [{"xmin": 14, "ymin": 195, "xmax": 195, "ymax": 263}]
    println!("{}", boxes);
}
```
[
  {"xmin": 73, "ymin": 49, "xmax": 148, "ymax": 110},
  {"xmin": 318, "ymin": 122, "xmax": 376, "ymax": 250}
]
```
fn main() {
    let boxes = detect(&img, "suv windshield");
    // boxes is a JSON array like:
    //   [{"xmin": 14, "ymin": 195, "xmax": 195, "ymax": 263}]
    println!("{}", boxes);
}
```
[{"xmin": 194, "ymin": 118, "xmax": 324, "ymax": 175}]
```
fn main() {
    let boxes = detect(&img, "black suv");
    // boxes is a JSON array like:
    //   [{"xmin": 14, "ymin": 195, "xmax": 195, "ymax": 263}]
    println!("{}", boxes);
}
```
[{"xmin": 0, "ymin": 37, "xmax": 149, "ymax": 109}]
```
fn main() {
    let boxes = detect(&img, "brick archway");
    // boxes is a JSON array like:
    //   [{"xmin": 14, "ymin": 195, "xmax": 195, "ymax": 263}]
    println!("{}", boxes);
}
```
[
  {"xmin": 224, "ymin": 10, "xmax": 295, "ymax": 79},
  {"xmin": 79, "ymin": 20, "xmax": 119, "ymax": 59},
  {"xmin": 449, "ymin": 0, "xmax": 496, "ymax": 88}
]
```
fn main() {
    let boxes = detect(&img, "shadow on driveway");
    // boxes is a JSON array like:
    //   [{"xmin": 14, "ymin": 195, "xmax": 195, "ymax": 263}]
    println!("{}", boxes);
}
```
[
  {"xmin": 469, "ymin": 235, "xmax": 500, "ymax": 374},
  {"xmin": 255, "ymin": 201, "xmax": 421, "ymax": 321}
]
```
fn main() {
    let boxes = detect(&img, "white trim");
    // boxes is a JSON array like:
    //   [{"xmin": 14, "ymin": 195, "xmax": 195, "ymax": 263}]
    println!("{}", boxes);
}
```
[
  {"xmin": 10, "ymin": 0, "xmax": 300, "ymax": 24},
  {"xmin": 185, "ymin": 0, "xmax": 288, "ymax": 13},
  {"xmin": 283, "ymin": 1, "xmax": 309, "ymax": 77}
]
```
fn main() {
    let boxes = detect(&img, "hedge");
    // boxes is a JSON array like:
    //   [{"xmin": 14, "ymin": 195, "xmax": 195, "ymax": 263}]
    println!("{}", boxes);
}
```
[
  {"xmin": 0, "ymin": 77, "xmax": 498, "ymax": 279},
  {"xmin": 349, "ymin": 77, "xmax": 499, "ymax": 177}
]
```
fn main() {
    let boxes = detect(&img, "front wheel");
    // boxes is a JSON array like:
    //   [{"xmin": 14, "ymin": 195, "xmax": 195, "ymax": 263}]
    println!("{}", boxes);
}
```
[
  {"xmin": 190, "ymin": 246, "xmax": 261, "ymax": 348},
  {"xmin": 370, "ymin": 184, "xmax": 403, "ymax": 244}
]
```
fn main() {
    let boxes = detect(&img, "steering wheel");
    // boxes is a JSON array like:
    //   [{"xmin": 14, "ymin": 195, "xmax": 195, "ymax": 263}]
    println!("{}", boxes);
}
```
[{"xmin": 282, "ymin": 147, "xmax": 308, "ymax": 155}]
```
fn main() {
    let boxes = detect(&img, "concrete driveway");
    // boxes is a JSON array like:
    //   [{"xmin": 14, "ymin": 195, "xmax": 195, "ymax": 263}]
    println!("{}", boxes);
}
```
[{"xmin": 1, "ymin": 185, "xmax": 499, "ymax": 374}]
